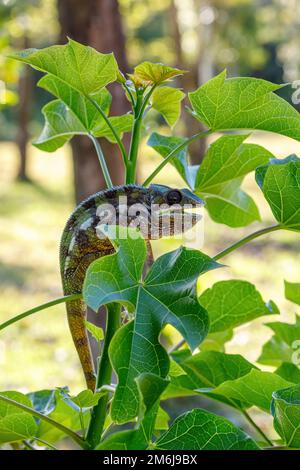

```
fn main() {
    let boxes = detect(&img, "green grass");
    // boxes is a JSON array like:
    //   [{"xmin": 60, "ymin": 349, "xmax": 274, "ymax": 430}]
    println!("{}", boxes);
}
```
[{"xmin": 1, "ymin": 133, "xmax": 300, "ymax": 401}]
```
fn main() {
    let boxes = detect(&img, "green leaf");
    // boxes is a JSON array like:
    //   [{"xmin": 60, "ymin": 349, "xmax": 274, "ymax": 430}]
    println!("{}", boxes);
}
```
[
  {"xmin": 96, "ymin": 429, "xmax": 147, "ymax": 450},
  {"xmin": 189, "ymin": 70, "xmax": 300, "ymax": 141},
  {"xmin": 195, "ymin": 134, "xmax": 273, "ymax": 191},
  {"xmin": 183, "ymin": 351, "xmax": 256, "ymax": 389},
  {"xmin": 275, "ymin": 363, "xmax": 300, "ymax": 384},
  {"xmin": 151, "ymin": 86, "xmax": 185, "ymax": 127},
  {"xmin": 258, "ymin": 316, "xmax": 300, "ymax": 366},
  {"xmin": 33, "ymin": 100, "xmax": 86, "ymax": 152},
  {"xmin": 203, "ymin": 179, "xmax": 260, "ymax": 227},
  {"xmin": 285, "ymin": 280, "xmax": 300, "ymax": 306},
  {"xmin": 83, "ymin": 226, "xmax": 221, "ymax": 424},
  {"xmin": 0, "ymin": 391, "xmax": 37, "ymax": 444},
  {"xmin": 33, "ymin": 99, "xmax": 133, "ymax": 152},
  {"xmin": 38, "ymin": 74, "xmax": 111, "ymax": 129},
  {"xmin": 256, "ymin": 158, "xmax": 300, "ymax": 231},
  {"xmin": 93, "ymin": 114, "xmax": 133, "ymax": 142},
  {"xmin": 132, "ymin": 62, "xmax": 185, "ymax": 85},
  {"xmin": 199, "ymin": 280, "xmax": 275, "ymax": 333},
  {"xmin": 84, "ymin": 320, "xmax": 104, "ymax": 342},
  {"xmin": 155, "ymin": 408, "xmax": 259, "ymax": 450},
  {"xmin": 212, "ymin": 369, "xmax": 292, "ymax": 412},
  {"xmin": 36, "ymin": 389, "xmax": 87, "ymax": 443},
  {"xmin": 147, "ymin": 132, "xmax": 193, "ymax": 187},
  {"xmin": 272, "ymin": 384, "xmax": 300, "ymax": 448},
  {"xmin": 167, "ymin": 351, "xmax": 256, "ymax": 407},
  {"xmin": 27, "ymin": 389, "xmax": 56, "ymax": 416},
  {"xmin": 200, "ymin": 329, "xmax": 233, "ymax": 352},
  {"xmin": 148, "ymin": 133, "xmax": 271, "ymax": 227},
  {"xmin": 11, "ymin": 38, "xmax": 118, "ymax": 95},
  {"xmin": 195, "ymin": 135, "xmax": 273, "ymax": 227},
  {"xmin": 97, "ymin": 373, "xmax": 169, "ymax": 450},
  {"xmin": 155, "ymin": 407, "xmax": 169, "ymax": 431},
  {"xmin": 72, "ymin": 390, "xmax": 103, "ymax": 410}
]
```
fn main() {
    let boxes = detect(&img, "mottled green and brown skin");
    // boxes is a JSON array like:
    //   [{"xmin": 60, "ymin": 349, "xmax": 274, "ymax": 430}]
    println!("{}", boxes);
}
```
[{"xmin": 60, "ymin": 184, "xmax": 203, "ymax": 390}]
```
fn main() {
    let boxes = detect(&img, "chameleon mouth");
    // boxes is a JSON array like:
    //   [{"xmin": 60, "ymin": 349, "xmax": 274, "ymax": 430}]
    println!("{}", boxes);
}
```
[{"xmin": 158, "ymin": 206, "xmax": 202, "ymax": 222}]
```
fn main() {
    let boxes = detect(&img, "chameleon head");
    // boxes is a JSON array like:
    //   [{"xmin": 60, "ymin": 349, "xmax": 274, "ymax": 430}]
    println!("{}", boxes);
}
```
[{"xmin": 141, "ymin": 184, "xmax": 204, "ymax": 239}]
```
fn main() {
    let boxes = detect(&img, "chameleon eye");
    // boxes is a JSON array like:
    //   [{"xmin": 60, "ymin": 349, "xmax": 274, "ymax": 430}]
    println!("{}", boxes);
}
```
[{"xmin": 166, "ymin": 189, "xmax": 182, "ymax": 205}]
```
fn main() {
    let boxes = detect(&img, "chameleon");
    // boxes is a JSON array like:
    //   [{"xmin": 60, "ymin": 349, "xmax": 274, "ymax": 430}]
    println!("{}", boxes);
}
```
[{"xmin": 60, "ymin": 184, "xmax": 204, "ymax": 390}]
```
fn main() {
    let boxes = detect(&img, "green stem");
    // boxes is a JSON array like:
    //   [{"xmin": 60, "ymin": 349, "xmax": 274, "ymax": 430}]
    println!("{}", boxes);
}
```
[
  {"xmin": 89, "ymin": 134, "xmax": 113, "ymax": 188},
  {"xmin": 0, "ymin": 394, "xmax": 88, "ymax": 449},
  {"xmin": 23, "ymin": 440, "xmax": 36, "ymax": 450},
  {"xmin": 86, "ymin": 303, "xmax": 120, "ymax": 449},
  {"xmin": 142, "ymin": 129, "xmax": 213, "ymax": 186},
  {"xmin": 214, "ymin": 224, "xmax": 282, "ymax": 261},
  {"xmin": 86, "ymin": 95, "xmax": 128, "ymax": 168},
  {"xmin": 0, "ymin": 294, "xmax": 82, "ymax": 331},
  {"xmin": 123, "ymin": 83, "xmax": 136, "ymax": 109},
  {"xmin": 34, "ymin": 437, "xmax": 58, "ymax": 450},
  {"xmin": 126, "ymin": 85, "xmax": 157, "ymax": 184},
  {"xmin": 240, "ymin": 408, "xmax": 274, "ymax": 447},
  {"xmin": 126, "ymin": 92, "xmax": 144, "ymax": 184}
]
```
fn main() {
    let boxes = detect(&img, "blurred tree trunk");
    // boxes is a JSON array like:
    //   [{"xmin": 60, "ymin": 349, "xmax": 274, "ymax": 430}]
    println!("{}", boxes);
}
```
[
  {"xmin": 16, "ymin": 35, "xmax": 32, "ymax": 182},
  {"xmin": 169, "ymin": 0, "xmax": 207, "ymax": 165},
  {"xmin": 57, "ymin": 0, "xmax": 130, "ymax": 370},
  {"xmin": 57, "ymin": 0, "xmax": 129, "ymax": 203}
]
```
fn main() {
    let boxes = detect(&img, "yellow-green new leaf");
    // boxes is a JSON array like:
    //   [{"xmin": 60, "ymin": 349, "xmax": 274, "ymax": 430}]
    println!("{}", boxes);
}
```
[
  {"xmin": 152, "ymin": 86, "xmax": 185, "ymax": 127},
  {"xmin": 133, "ymin": 61, "xmax": 185, "ymax": 85}
]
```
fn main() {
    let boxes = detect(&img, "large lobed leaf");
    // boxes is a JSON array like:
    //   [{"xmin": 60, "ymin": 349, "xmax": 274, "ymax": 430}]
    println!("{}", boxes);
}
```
[
  {"xmin": 148, "ymin": 133, "xmax": 273, "ymax": 227},
  {"xmin": 83, "ymin": 226, "xmax": 221, "ymax": 424},
  {"xmin": 10, "ymin": 38, "xmax": 118, "ymax": 95},
  {"xmin": 189, "ymin": 70, "xmax": 300, "ymax": 141},
  {"xmin": 154, "ymin": 408, "xmax": 259, "ymax": 450},
  {"xmin": 199, "ymin": 279, "xmax": 276, "ymax": 333},
  {"xmin": 11, "ymin": 40, "xmax": 132, "ymax": 152},
  {"xmin": 211, "ymin": 369, "xmax": 292, "ymax": 412}
]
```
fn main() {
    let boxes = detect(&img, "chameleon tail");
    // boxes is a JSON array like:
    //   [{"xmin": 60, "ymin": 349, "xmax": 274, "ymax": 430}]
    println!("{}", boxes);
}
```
[{"xmin": 65, "ymin": 296, "xmax": 96, "ymax": 390}]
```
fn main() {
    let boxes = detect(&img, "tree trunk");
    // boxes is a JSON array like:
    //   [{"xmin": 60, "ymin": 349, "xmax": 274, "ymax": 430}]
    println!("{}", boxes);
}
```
[
  {"xmin": 57, "ymin": 0, "xmax": 130, "ymax": 203},
  {"xmin": 169, "ymin": 0, "xmax": 207, "ymax": 165},
  {"xmin": 16, "ymin": 35, "xmax": 32, "ymax": 182},
  {"xmin": 57, "ymin": 0, "xmax": 130, "ymax": 369}
]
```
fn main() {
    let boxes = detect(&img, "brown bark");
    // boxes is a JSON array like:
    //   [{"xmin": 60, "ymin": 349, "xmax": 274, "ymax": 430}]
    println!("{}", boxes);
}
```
[
  {"xmin": 16, "ymin": 35, "xmax": 32, "ymax": 182},
  {"xmin": 57, "ymin": 0, "xmax": 130, "ymax": 203},
  {"xmin": 57, "ymin": 0, "xmax": 130, "ymax": 367},
  {"xmin": 169, "ymin": 0, "xmax": 207, "ymax": 165}
]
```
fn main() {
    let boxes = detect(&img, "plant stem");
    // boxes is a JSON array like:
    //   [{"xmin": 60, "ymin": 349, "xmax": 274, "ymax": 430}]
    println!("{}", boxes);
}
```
[
  {"xmin": 126, "ymin": 91, "xmax": 144, "ymax": 184},
  {"xmin": 0, "ymin": 394, "xmax": 88, "ymax": 449},
  {"xmin": 34, "ymin": 438, "xmax": 58, "ymax": 450},
  {"xmin": 142, "ymin": 129, "xmax": 213, "ymax": 186},
  {"xmin": 23, "ymin": 440, "xmax": 36, "ymax": 450},
  {"xmin": 123, "ymin": 83, "xmax": 136, "ymax": 109},
  {"xmin": 240, "ymin": 408, "xmax": 274, "ymax": 447},
  {"xmin": 86, "ymin": 303, "xmax": 120, "ymax": 449},
  {"xmin": 89, "ymin": 134, "xmax": 113, "ymax": 188},
  {"xmin": 0, "ymin": 294, "xmax": 82, "ymax": 331},
  {"xmin": 126, "ymin": 84, "xmax": 157, "ymax": 184},
  {"xmin": 214, "ymin": 224, "xmax": 282, "ymax": 261},
  {"xmin": 86, "ymin": 95, "xmax": 128, "ymax": 168}
]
